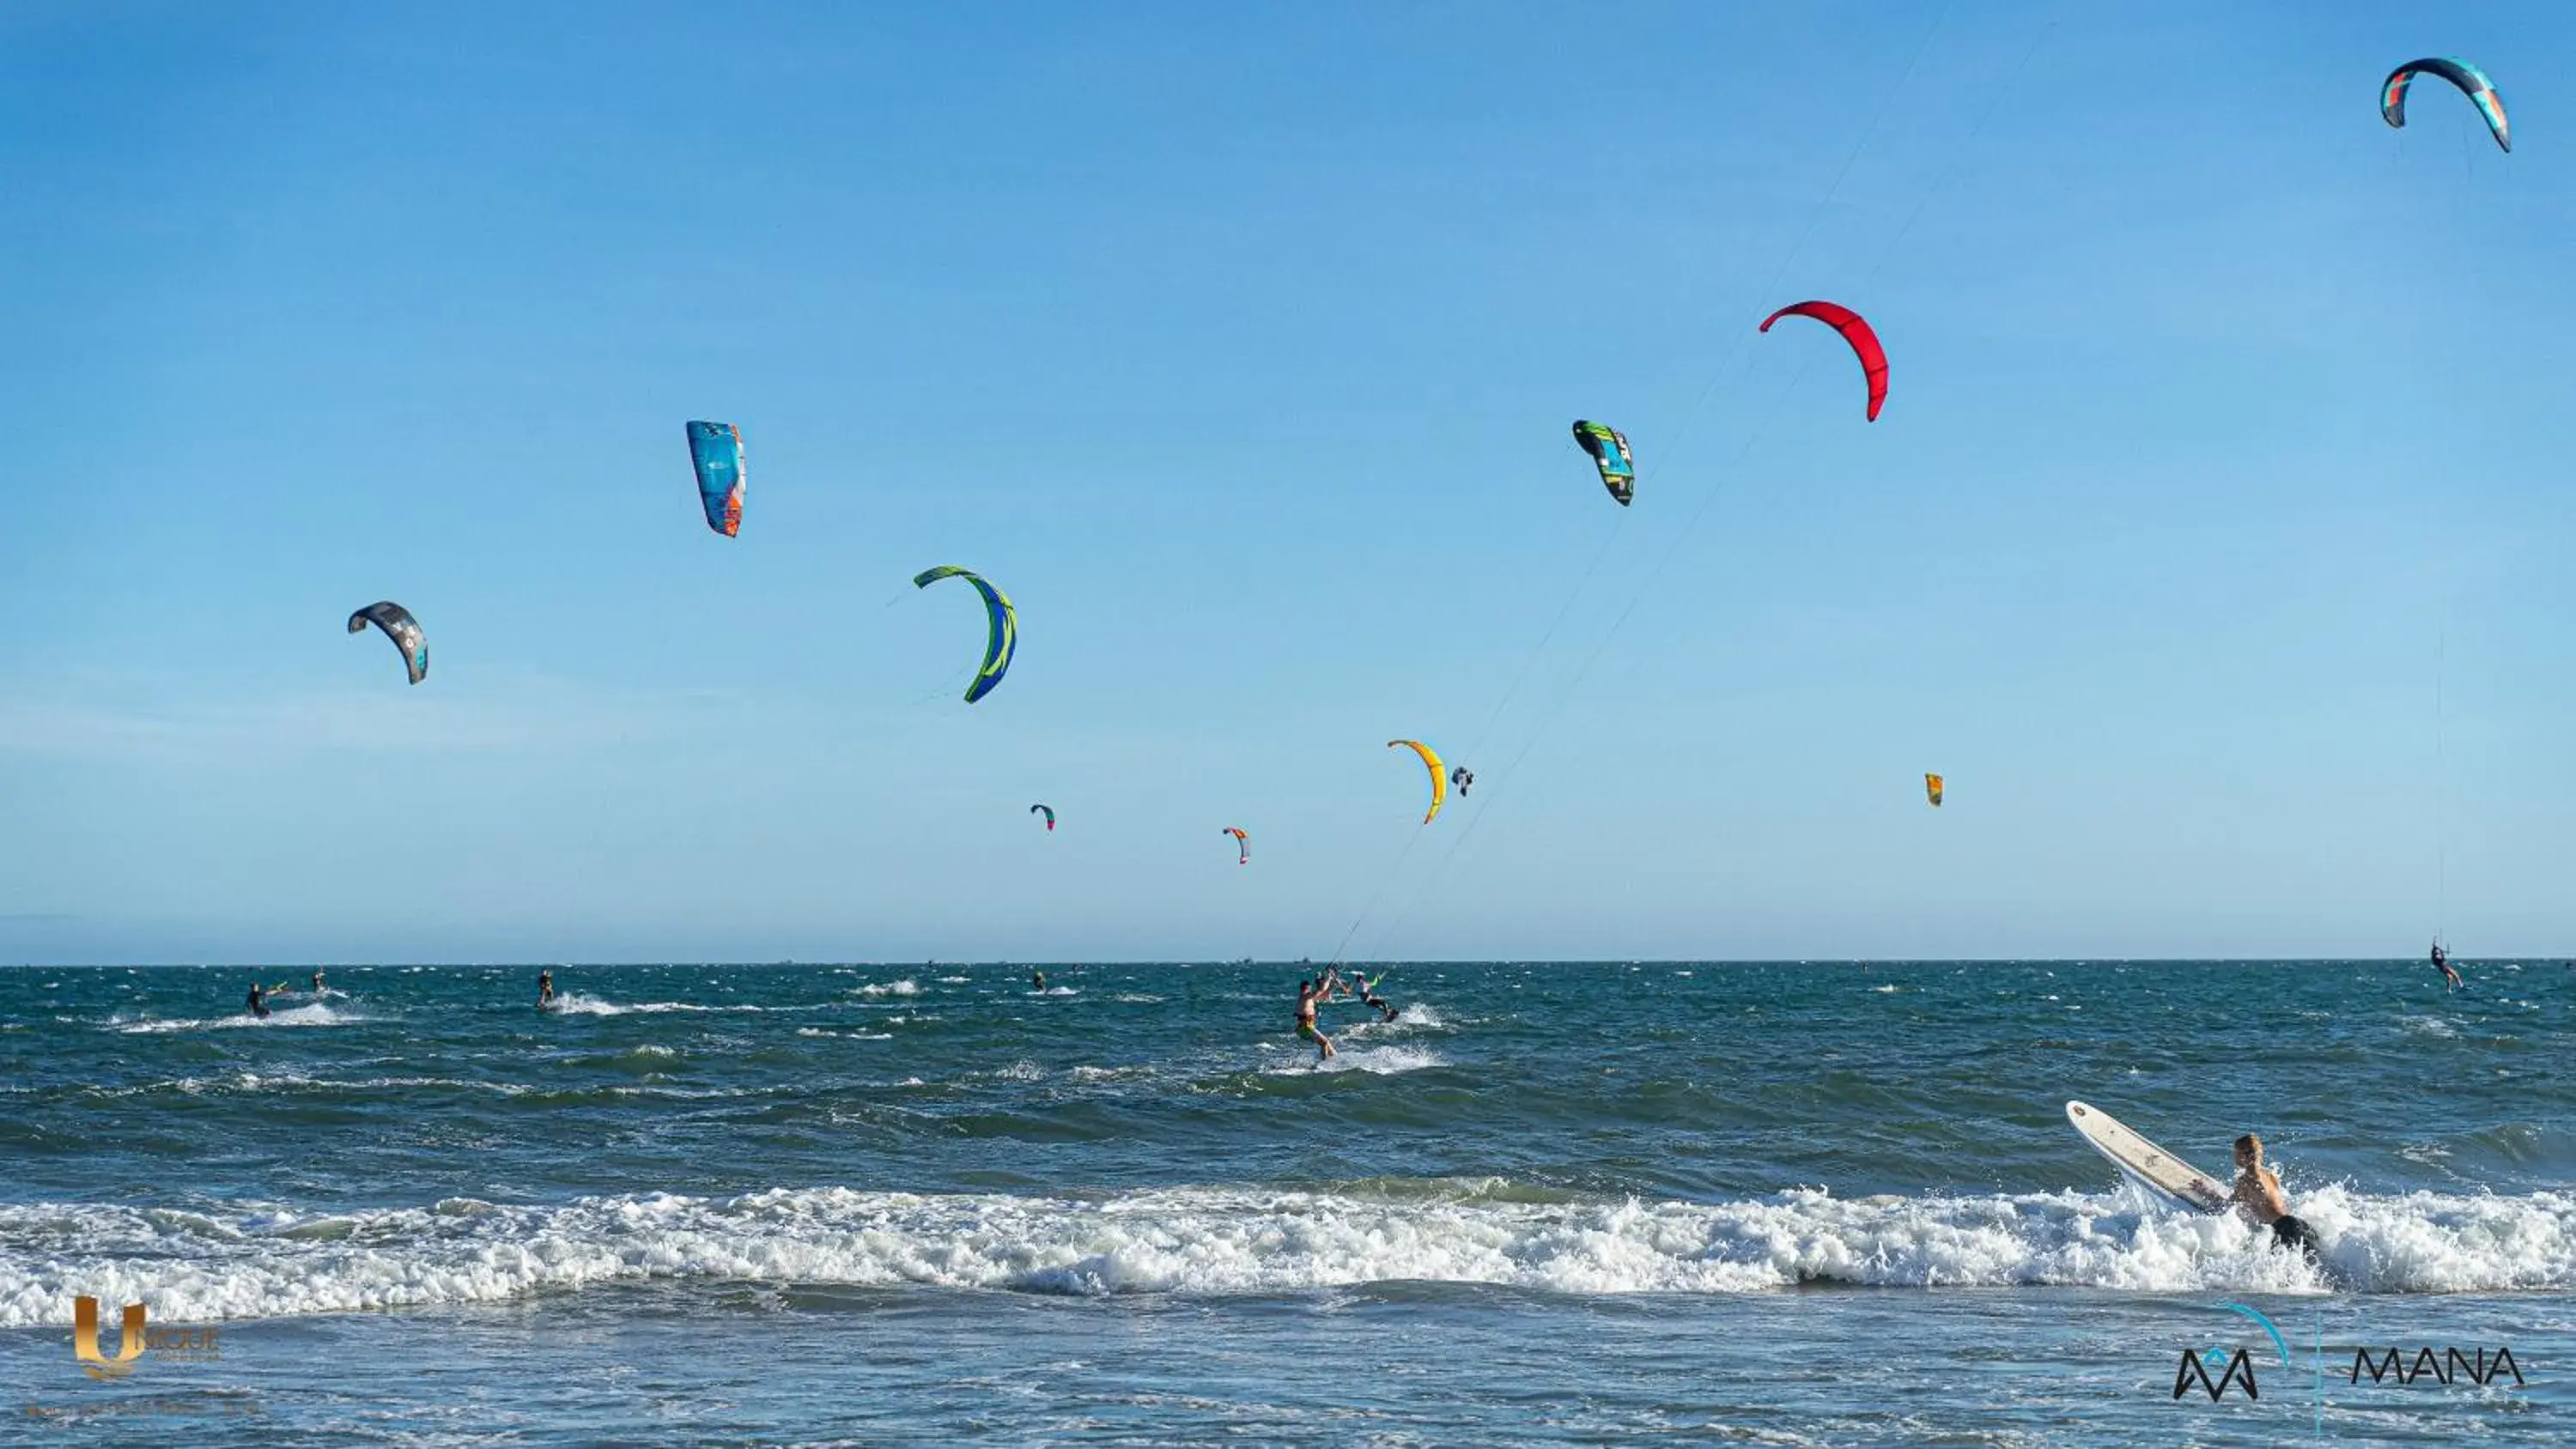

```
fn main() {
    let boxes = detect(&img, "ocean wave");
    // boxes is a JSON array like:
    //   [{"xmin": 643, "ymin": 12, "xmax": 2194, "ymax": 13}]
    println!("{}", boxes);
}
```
[
  {"xmin": 1279, "ymin": 1045, "xmax": 1444, "ymax": 1075},
  {"xmin": 545, "ymin": 994, "xmax": 771, "ymax": 1016},
  {"xmin": 853, "ymin": 980, "xmax": 921, "ymax": 998},
  {"xmin": 1334, "ymin": 1002, "xmax": 1449, "ymax": 1037},
  {"xmin": 5, "ymin": 1181, "xmax": 2567, "ymax": 1325},
  {"xmin": 110, "ymin": 1003, "xmax": 361, "ymax": 1034}
]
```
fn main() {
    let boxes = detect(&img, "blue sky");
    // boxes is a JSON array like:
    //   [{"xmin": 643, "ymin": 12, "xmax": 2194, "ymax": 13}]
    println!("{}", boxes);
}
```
[{"xmin": 3, "ymin": 3, "xmax": 2573, "ymax": 963}]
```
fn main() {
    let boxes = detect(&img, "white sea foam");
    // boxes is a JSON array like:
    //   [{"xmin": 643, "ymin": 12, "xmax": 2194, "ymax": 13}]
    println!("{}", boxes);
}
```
[
  {"xmin": 854, "ymin": 979, "xmax": 921, "ymax": 998},
  {"xmin": 112, "ymin": 1003, "xmax": 359, "ymax": 1034},
  {"xmin": 4, "ymin": 1181, "xmax": 2567, "ymax": 1325},
  {"xmin": 548, "ymin": 995, "xmax": 768, "ymax": 1016},
  {"xmin": 1274, "ymin": 1044, "xmax": 1445, "ymax": 1075}
]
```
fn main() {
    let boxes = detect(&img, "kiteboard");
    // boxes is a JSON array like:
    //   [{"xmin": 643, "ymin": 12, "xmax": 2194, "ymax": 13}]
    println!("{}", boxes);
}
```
[{"xmin": 2063, "ymin": 1100, "xmax": 2229, "ymax": 1212}]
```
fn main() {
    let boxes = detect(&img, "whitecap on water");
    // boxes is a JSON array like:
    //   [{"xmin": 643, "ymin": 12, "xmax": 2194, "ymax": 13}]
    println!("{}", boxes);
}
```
[
  {"xmin": 1287, "ymin": 1045, "xmax": 1445, "ymax": 1076},
  {"xmin": 116, "ymin": 1003, "xmax": 361, "ymax": 1034},
  {"xmin": 9, "ymin": 1179, "xmax": 2564, "ymax": 1322}
]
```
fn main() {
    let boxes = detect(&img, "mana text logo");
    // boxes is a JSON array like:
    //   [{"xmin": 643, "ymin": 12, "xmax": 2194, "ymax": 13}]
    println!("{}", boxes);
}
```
[{"xmin": 2350, "ymin": 1345, "xmax": 2523, "ymax": 1388}]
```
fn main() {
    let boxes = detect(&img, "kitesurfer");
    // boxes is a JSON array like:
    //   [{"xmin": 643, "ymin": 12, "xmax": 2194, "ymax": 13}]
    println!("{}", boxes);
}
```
[
  {"xmin": 1033, "ymin": 969, "xmax": 1048, "ymax": 991},
  {"xmin": 1295, "ymin": 973, "xmax": 1337, "ymax": 1061},
  {"xmin": 1351, "ymin": 970, "xmax": 1398, "ymax": 1022},
  {"xmin": 309, "ymin": 970, "xmax": 326, "ymax": 995},
  {"xmin": 2431, "ymin": 940, "xmax": 2463, "ymax": 991},
  {"xmin": 2231, "ymin": 1133, "xmax": 2318, "ymax": 1258},
  {"xmin": 536, "ymin": 969, "xmax": 556, "ymax": 1011},
  {"xmin": 246, "ymin": 982, "xmax": 271, "ymax": 1019}
]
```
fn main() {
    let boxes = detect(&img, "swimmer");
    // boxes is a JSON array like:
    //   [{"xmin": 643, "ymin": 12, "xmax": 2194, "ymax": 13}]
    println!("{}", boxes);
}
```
[{"xmin": 2232, "ymin": 1133, "xmax": 2318, "ymax": 1258}]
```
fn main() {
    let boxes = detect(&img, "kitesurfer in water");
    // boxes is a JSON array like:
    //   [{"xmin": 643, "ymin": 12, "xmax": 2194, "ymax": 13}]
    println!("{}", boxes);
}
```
[
  {"xmin": 1033, "ymin": 969, "xmax": 1047, "ymax": 991},
  {"xmin": 2431, "ymin": 940, "xmax": 2464, "ymax": 991},
  {"xmin": 246, "ymin": 982, "xmax": 272, "ymax": 1019},
  {"xmin": 309, "ymin": 969, "xmax": 326, "ymax": 996},
  {"xmin": 2231, "ymin": 1133, "xmax": 2318, "ymax": 1258},
  {"xmin": 536, "ymin": 969, "xmax": 556, "ymax": 1011},
  {"xmin": 1295, "ymin": 973, "xmax": 1337, "ymax": 1061},
  {"xmin": 1350, "ymin": 969, "xmax": 1398, "ymax": 1022}
]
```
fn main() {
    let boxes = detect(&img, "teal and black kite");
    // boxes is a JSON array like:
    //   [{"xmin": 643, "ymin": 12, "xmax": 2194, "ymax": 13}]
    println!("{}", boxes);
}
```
[
  {"xmin": 2382, "ymin": 58, "xmax": 2510, "ymax": 153},
  {"xmin": 348, "ymin": 601, "xmax": 428, "ymax": 685}
]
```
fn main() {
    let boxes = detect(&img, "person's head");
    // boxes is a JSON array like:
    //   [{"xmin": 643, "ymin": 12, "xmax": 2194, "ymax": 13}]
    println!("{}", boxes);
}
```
[{"xmin": 2233, "ymin": 1133, "xmax": 2263, "ymax": 1168}]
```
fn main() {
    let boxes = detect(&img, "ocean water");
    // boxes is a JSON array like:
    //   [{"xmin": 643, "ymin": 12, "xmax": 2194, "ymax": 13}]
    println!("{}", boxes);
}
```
[{"xmin": 2, "ymin": 959, "xmax": 2569, "ymax": 1445}]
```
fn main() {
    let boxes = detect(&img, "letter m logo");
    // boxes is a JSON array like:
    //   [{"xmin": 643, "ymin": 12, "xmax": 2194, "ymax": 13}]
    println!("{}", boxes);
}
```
[
  {"xmin": 2175, "ymin": 1347, "xmax": 2259, "ymax": 1401},
  {"xmin": 74, "ymin": 1296, "xmax": 147, "ymax": 1380}
]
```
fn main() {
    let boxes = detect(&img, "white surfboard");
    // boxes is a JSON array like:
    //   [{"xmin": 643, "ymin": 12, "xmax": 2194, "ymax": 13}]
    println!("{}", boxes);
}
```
[{"xmin": 2064, "ymin": 1100, "xmax": 2230, "ymax": 1212}]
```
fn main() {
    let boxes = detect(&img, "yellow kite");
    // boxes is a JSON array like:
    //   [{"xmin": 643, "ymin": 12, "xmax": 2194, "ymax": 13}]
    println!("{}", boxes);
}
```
[{"xmin": 1388, "ymin": 739, "xmax": 1449, "ymax": 824}]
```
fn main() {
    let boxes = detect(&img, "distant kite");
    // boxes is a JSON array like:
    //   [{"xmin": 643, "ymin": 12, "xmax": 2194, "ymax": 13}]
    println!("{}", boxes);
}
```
[
  {"xmin": 1924, "ymin": 773, "xmax": 1944, "ymax": 808},
  {"xmin": 2382, "ymin": 58, "xmax": 2509, "ymax": 152},
  {"xmin": 686, "ymin": 421, "xmax": 746, "ymax": 537},
  {"xmin": 347, "ymin": 602, "xmax": 427, "ymax": 685},
  {"xmin": 913, "ymin": 567, "xmax": 1018, "ymax": 704},
  {"xmin": 1571, "ymin": 421, "xmax": 1635, "ymax": 506},
  {"xmin": 1222, "ymin": 826, "xmax": 1249, "ymax": 865},
  {"xmin": 1760, "ymin": 301, "xmax": 1888, "ymax": 421},
  {"xmin": 1387, "ymin": 739, "xmax": 1449, "ymax": 825},
  {"xmin": 1030, "ymin": 803, "xmax": 1055, "ymax": 831}
]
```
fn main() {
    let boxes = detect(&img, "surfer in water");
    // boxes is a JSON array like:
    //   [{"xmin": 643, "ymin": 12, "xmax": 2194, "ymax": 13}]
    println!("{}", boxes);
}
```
[
  {"xmin": 245, "ymin": 981, "xmax": 272, "ymax": 1019},
  {"xmin": 1295, "ymin": 973, "xmax": 1337, "ymax": 1061},
  {"xmin": 2431, "ymin": 940, "xmax": 2463, "ymax": 991},
  {"xmin": 2231, "ymin": 1133, "xmax": 2318, "ymax": 1258},
  {"xmin": 536, "ymin": 969, "xmax": 556, "ymax": 1011},
  {"xmin": 310, "ymin": 969, "xmax": 326, "ymax": 995},
  {"xmin": 1032, "ymin": 969, "xmax": 1047, "ymax": 991}
]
